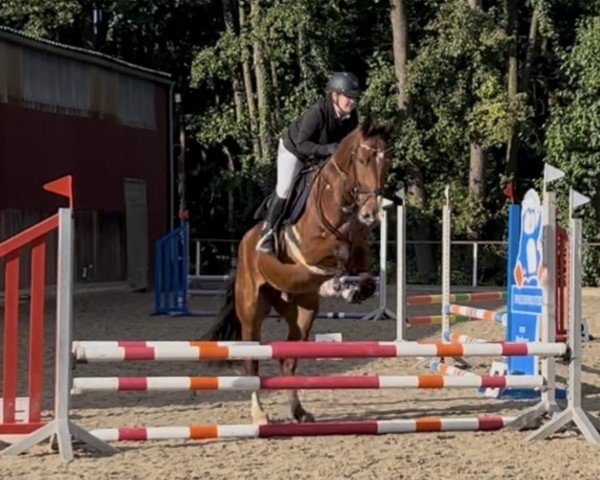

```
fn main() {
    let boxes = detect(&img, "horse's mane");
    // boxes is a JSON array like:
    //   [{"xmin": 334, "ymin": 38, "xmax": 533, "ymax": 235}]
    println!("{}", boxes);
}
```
[{"xmin": 331, "ymin": 128, "xmax": 361, "ymax": 173}]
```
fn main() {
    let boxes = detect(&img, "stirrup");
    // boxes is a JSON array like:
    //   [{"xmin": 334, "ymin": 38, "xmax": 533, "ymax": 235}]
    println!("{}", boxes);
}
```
[{"xmin": 281, "ymin": 292, "xmax": 292, "ymax": 303}]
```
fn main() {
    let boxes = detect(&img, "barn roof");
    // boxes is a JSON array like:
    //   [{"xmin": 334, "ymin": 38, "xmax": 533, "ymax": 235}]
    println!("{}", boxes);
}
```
[{"xmin": 0, "ymin": 25, "xmax": 173, "ymax": 86}]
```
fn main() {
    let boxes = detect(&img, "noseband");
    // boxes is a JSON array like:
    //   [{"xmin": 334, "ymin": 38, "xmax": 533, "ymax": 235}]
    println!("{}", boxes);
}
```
[{"xmin": 340, "ymin": 142, "xmax": 385, "ymax": 202}]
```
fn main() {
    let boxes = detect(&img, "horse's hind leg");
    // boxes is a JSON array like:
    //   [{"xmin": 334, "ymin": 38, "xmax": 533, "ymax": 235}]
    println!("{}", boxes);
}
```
[{"xmin": 275, "ymin": 292, "xmax": 318, "ymax": 422}]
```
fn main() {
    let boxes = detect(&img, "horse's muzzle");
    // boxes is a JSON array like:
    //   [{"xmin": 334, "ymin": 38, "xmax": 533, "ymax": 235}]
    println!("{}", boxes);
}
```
[{"xmin": 359, "ymin": 209, "xmax": 379, "ymax": 228}]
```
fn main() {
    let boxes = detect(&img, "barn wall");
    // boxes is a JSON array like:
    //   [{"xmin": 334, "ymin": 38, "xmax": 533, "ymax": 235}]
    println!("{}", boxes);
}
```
[
  {"xmin": 0, "ymin": 36, "xmax": 170, "ymax": 287},
  {"xmin": 0, "ymin": 209, "xmax": 126, "ymax": 289}
]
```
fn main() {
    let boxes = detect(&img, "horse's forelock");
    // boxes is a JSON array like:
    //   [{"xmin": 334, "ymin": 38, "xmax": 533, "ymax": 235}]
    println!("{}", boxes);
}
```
[
  {"xmin": 331, "ymin": 122, "xmax": 390, "ymax": 174},
  {"xmin": 368, "ymin": 122, "xmax": 394, "ymax": 143}
]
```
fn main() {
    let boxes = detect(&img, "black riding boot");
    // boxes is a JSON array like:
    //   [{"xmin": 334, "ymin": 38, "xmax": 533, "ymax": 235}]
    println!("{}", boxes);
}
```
[{"xmin": 256, "ymin": 195, "xmax": 286, "ymax": 254}]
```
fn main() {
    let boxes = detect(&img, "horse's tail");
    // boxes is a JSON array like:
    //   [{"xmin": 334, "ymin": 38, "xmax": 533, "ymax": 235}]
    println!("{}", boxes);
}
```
[{"xmin": 204, "ymin": 272, "xmax": 241, "ymax": 341}]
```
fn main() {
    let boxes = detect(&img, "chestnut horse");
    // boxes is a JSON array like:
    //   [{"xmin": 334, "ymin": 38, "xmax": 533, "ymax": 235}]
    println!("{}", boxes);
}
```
[{"xmin": 207, "ymin": 119, "xmax": 392, "ymax": 424}]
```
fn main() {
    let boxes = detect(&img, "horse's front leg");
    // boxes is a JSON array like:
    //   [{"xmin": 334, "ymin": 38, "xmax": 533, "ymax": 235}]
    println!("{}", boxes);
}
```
[
  {"xmin": 277, "ymin": 293, "xmax": 318, "ymax": 422},
  {"xmin": 318, "ymin": 276, "xmax": 360, "ymax": 302},
  {"xmin": 247, "ymin": 359, "xmax": 270, "ymax": 425},
  {"xmin": 318, "ymin": 274, "xmax": 375, "ymax": 304},
  {"xmin": 345, "ymin": 232, "xmax": 377, "ymax": 303},
  {"xmin": 353, "ymin": 271, "xmax": 377, "ymax": 303},
  {"xmin": 241, "ymin": 308, "xmax": 270, "ymax": 425}
]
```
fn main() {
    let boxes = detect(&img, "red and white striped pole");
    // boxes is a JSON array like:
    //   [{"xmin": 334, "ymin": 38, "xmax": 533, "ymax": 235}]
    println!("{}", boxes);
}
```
[
  {"xmin": 90, "ymin": 416, "xmax": 517, "ymax": 442},
  {"xmin": 72, "ymin": 374, "xmax": 544, "ymax": 393},
  {"xmin": 73, "ymin": 340, "xmax": 567, "ymax": 363}
]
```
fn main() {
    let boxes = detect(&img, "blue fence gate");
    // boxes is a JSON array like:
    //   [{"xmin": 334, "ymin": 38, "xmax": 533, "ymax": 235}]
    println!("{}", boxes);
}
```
[{"xmin": 153, "ymin": 222, "xmax": 190, "ymax": 315}]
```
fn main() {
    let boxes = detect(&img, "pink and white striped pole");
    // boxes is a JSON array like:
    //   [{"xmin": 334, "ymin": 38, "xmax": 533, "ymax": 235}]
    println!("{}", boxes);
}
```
[
  {"xmin": 73, "ymin": 340, "xmax": 567, "ymax": 362},
  {"xmin": 72, "ymin": 374, "xmax": 544, "ymax": 393},
  {"xmin": 90, "ymin": 416, "xmax": 517, "ymax": 442}
]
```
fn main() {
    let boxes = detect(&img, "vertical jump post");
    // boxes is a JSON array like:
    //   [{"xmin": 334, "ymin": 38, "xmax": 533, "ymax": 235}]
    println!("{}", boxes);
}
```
[
  {"xmin": 2, "ymin": 180, "xmax": 115, "ymax": 461},
  {"xmin": 396, "ymin": 191, "xmax": 406, "ymax": 341}
]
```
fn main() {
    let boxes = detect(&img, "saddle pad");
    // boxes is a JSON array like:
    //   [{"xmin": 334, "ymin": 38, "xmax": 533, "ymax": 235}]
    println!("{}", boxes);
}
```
[{"xmin": 253, "ymin": 164, "xmax": 321, "ymax": 226}]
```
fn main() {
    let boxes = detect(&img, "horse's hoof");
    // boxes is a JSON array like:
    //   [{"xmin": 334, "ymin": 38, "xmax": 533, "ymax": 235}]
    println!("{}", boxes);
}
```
[
  {"xmin": 294, "ymin": 410, "xmax": 315, "ymax": 423},
  {"xmin": 281, "ymin": 292, "xmax": 292, "ymax": 303},
  {"xmin": 252, "ymin": 413, "xmax": 270, "ymax": 425},
  {"xmin": 301, "ymin": 412, "xmax": 315, "ymax": 422}
]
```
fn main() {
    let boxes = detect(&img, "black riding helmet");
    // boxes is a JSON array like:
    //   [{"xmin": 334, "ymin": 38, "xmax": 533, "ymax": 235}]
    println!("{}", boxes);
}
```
[{"xmin": 326, "ymin": 72, "xmax": 360, "ymax": 99}]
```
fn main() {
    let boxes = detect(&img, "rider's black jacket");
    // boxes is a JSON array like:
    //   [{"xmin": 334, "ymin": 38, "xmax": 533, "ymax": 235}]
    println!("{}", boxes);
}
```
[{"xmin": 282, "ymin": 96, "xmax": 358, "ymax": 162}]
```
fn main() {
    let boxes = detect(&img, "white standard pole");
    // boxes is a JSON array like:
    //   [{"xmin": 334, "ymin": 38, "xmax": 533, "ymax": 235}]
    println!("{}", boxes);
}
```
[
  {"xmin": 379, "ymin": 205, "xmax": 388, "ymax": 311},
  {"xmin": 396, "ymin": 203, "xmax": 406, "ymax": 341},
  {"xmin": 362, "ymin": 198, "xmax": 395, "ymax": 321},
  {"xmin": 527, "ymin": 218, "xmax": 600, "ymax": 443},
  {"xmin": 540, "ymin": 191, "xmax": 558, "ymax": 411},
  {"xmin": 441, "ymin": 187, "xmax": 451, "ymax": 340},
  {"xmin": 438, "ymin": 188, "xmax": 471, "ymax": 368},
  {"xmin": 195, "ymin": 240, "xmax": 201, "ymax": 277},
  {"xmin": 472, "ymin": 242, "xmax": 478, "ymax": 287}
]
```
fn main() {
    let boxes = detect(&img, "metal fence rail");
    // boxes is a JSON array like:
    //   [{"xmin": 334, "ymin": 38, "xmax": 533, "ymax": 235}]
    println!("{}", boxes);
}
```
[{"xmin": 189, "ymin": 238, "xmax": 600, "ymax": 288}]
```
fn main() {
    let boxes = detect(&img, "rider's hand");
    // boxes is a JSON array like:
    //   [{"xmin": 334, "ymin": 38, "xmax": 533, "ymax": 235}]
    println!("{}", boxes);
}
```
[{"xmin": 326, "ymin": 143, "xmax": 339, "ymax": 156}]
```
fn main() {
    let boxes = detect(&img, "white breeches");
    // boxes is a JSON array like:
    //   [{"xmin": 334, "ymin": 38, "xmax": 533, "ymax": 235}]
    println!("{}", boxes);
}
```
[{"xmin": 276, "ymin": 139, "xmax": 303, "ymax": 199}]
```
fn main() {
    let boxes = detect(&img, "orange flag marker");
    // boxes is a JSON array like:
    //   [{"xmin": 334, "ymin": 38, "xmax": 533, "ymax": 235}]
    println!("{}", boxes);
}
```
[{"xmin": 43, "ymin": 175, "xmax": 73, "ymax": 209}]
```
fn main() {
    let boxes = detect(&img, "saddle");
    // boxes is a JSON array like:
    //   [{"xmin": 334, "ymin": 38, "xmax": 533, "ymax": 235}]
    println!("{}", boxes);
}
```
[{"xmin": 254, "ymin": 162, "xmax": 323, "ymax": 226}]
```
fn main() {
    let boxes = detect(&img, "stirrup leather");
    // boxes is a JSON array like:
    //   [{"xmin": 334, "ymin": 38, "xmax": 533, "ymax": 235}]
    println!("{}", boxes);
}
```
[{"xmin": 256, "ymin": 227, "xmax": 278, "ymax": 254}]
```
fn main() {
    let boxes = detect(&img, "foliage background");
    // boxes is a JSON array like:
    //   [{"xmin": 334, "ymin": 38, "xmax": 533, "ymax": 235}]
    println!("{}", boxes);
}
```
[{"xmin": 2, "ymin": 0, "xmax": 599, "ymax": 283}]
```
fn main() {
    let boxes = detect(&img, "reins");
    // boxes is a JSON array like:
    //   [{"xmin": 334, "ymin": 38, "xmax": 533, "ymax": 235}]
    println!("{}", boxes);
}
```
[{"xmin": 313, "ymin": 141, "xmax": 385, "ymax": 241}]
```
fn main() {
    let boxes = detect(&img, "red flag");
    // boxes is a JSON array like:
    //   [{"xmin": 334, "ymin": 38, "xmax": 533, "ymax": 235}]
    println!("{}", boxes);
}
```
[
  {"xmin": 502, "ymin": 181, "xmax": 515, "ymax": 204},
  {"xmin": 43, "ymin": 175, "xmax": 73, "ymax": 209}
]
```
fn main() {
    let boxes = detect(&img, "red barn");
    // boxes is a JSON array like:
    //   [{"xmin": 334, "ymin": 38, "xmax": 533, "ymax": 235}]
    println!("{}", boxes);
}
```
[{"xmin": 0, "ymin": 27, "xmax": 174, "ymax": 289}]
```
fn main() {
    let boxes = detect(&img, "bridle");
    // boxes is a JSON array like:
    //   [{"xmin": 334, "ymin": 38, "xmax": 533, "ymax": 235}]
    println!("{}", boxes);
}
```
[
  {"xmin": 315, "ymin": 140, "xmax": 386, "ymax": 240},
  {"xmin": 348, "ymin": 143, "xmax": 386, "ymax": 204}
]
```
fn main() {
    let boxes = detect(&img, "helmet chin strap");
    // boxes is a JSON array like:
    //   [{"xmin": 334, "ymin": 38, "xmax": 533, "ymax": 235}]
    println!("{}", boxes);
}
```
[{"xmin": 332, "ymin": 94, "xmax": 353, "ymax": 120}]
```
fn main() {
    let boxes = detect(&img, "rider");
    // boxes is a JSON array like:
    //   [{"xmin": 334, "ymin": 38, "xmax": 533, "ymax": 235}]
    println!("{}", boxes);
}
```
[{"xmin": 256, "ymin": 71, "xmax": 360, "ymax": 254}]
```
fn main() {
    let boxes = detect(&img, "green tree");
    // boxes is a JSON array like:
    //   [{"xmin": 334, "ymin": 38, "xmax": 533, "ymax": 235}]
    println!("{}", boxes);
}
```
[{"xmin": 545, "ymin": 15, "xmax": 600, "ymax": 283}]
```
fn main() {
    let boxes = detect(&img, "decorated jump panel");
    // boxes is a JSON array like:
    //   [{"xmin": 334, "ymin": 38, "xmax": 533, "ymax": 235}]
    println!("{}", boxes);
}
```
[{"xmin": 506, "ymin": 190, "xmax": 544, "ymax": 375}]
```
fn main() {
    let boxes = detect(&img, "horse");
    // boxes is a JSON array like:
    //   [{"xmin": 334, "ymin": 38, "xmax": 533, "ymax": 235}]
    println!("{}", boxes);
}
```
[{"xmin": 206, "ymin": 118, "xmax": 392, "ymax": 424}]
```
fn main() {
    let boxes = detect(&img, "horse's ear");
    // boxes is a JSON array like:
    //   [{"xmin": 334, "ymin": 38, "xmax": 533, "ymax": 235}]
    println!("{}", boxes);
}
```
[{"xmin": 360, "ymin": 116, "xmax": 374, "ymax": 138}]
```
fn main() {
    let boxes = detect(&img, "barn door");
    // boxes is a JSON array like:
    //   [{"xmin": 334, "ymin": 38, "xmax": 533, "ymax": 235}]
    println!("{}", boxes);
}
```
[{"xmin": 124, "ymin": 178, "xmax": 149, "ymax": 291}]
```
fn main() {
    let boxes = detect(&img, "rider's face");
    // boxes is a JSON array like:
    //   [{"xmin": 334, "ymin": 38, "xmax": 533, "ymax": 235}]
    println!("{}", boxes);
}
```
[{"xmin": 333, "ymin": 92, "xmax": 356, "ymax": 116}]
